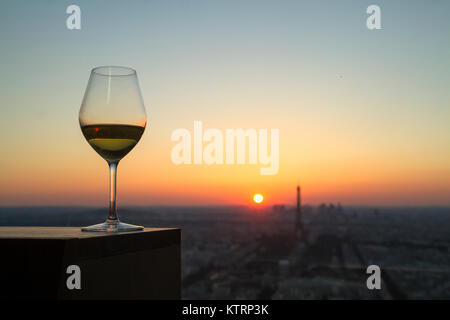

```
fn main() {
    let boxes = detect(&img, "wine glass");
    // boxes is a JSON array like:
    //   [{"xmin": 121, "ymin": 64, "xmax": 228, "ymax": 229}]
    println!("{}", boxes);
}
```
[{"xmin": 79, "ymin": 66, "xmax": 147, "ymax": 232}]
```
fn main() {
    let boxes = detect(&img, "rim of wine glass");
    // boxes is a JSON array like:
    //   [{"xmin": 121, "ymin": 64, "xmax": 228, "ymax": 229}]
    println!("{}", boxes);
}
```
[{"xmin": 92, "ymin": 66, "xmax": 137, "ymax": 77}]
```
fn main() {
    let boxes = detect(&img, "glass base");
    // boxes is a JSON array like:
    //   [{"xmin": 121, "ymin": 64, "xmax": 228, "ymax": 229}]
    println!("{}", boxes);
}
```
[{"xmin": 81, "ymin": 219, "xmax": 144, "ymax": 232}]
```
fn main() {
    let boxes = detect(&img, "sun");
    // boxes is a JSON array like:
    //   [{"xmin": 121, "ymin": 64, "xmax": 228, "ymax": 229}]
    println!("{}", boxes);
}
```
[{"xmin": 253, "ymin": 193, "xmax": 264, "ymax": 204}]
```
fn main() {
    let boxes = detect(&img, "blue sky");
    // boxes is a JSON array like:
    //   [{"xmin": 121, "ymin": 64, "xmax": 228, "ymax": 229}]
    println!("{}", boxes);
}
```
[{"xmin": 0, "ymin": 0, "xmax": 449, "ymax": 205}]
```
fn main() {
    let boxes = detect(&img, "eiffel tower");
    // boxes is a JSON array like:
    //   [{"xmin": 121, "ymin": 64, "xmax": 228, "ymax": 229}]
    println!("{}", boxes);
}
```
[{"xmin": 295, "ymin": 185, "xmax": 305, "ymax": 240}]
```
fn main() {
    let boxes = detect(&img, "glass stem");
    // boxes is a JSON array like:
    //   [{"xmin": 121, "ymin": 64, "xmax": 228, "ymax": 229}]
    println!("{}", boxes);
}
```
[{"xmin": 108, "ymin": 162, "xmax": 119, "ymax": 222}]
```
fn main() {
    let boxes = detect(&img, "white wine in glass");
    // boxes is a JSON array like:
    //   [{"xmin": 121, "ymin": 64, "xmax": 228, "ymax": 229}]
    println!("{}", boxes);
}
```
[{"xmin": 79, "ymin": 66, "xmax": 147, "ymax": 232}]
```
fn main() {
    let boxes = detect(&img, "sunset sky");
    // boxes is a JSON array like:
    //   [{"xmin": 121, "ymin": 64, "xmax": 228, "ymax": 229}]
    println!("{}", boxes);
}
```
[{"xmin": 0, "ymin": 0, "xmax": 449, "ymax": 206}]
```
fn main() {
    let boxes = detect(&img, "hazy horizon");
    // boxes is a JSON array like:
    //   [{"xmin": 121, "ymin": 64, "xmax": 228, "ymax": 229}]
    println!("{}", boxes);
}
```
[{"xmin": 1, "ymin": 204, "xmax": 450, "ymax": 210}]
